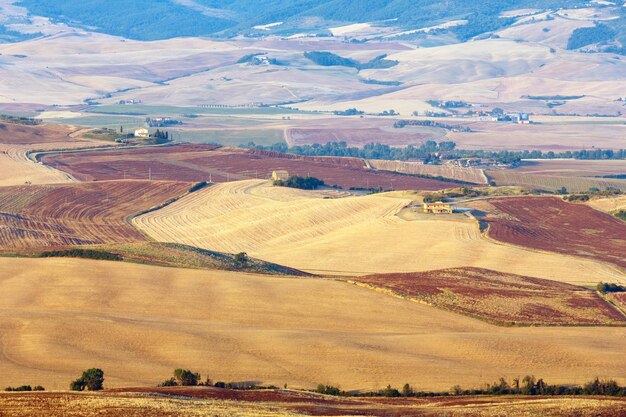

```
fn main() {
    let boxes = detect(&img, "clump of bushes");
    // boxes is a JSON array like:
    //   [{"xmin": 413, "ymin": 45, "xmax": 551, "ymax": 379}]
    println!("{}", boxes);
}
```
[
  {"xmin": 189, "ymin": 181, "xmax": 209, "ymax": 193},
  {"xmin": 39, "ymin": 249, "xmax": 122, "ymax": 261},
  {"xmin": 273, "ymin": 176, "xmax": 325, "ymax": 190},
  {"xmin": 158, "ymin": 369, "xmax": 204, "ymax": 387},
  {"xmin": 614, "ymin": 210, "xmax": 626, "ymax": 222},
  {"xmin": 4, "ymin": 385, "xmax": 44, "ymax": 391},
  {"xmin": 70, "ymin": 368, "xmax": 104, "ymax": 391},
  {"xmin": 597, "ymin": 282, "xmax": 625, "ymax": 294}
]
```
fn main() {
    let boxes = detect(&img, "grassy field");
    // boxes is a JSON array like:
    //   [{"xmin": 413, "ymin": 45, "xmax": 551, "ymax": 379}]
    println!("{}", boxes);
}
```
[
  {"xmin": 0, "ymin": 390, "xmax": 625, "ymax": 417},
  {"xmin": 0, "ymin": 257, "xmax": 625, "ymax": 392},
  {"xmin": 133, "ymin": 180, "xmax": 625, "ymax": 284}
]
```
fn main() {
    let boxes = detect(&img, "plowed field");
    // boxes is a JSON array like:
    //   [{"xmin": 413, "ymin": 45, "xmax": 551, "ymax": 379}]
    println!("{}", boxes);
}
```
[
  {"xmin": 352, "ymin": 267, "xmax": 626, "ymax": 325},
  {"xmin": 42, "ymin": 144, "xmax": 458, "ymax": 191},
  {"xmin": 0, "ymin": 180, "xmax": 189, "ymax": 248},
  {"xmin": 471, "ymin": 197, "xmax": 626, "ymax": 270}
]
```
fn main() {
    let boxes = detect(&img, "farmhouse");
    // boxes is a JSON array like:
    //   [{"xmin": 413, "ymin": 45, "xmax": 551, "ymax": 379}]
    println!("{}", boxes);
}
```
[
  {"xmin": 271, "ymin": 170, "xmax": 289, "ymax": 181},
  {"xmin": 134, "ymin": 128, "xmax": 149, "ymax": 138},
  {"xmin": 423, "ymin": 201, "xmax": 453, "ymax": 214}
]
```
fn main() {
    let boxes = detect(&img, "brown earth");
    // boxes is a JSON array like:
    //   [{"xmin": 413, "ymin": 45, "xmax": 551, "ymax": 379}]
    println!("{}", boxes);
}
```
[
  {"xmin": 0, "ymin": 390, "xmax": 625, "ymax": 417},
  {"xmin": 470, "ymin": 197, "xmax": 626, "ymax": 270},
  {"xmin": 0, "ymin": 122, "xmax": 83, "ymax": 145},
  {"xmin": 0, "ymin": 180, "xmax": 190, "ymax": 248},
  {"xmin": 42, "ymin": 144, "xmax": 458, "ymax": 191},
  {"xmin": 350, "ymin": 267, "xmax": 626, "ymax": 325}
]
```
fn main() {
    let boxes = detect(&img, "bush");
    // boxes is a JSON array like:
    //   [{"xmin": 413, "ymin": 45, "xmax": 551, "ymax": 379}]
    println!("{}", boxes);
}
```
[
  {"xmin": 274, "ymin": 176, "xmax": 325, "ymax": 190},
  {"xmin": 597, "ymin": 282, "xmax": 626, "ymax": 294},
  {"xmin": 158, "ymin": 377, "xmax": 177, "ymax": 387},
  {"xmin": 214, "ymin": 381, "xmax": 226, "ymax": 388},
  {"xmin": 189, "ymin": 181, "xmax": 208, "ymax": 193},
  {"xmin": 70, "ymin": 368, "xmax": 104, "ymax": 391},
  {"xmin": 233, "ymin": 252, "xmax": 248, "ymax": 268},
  {"xmin": 5, "ymin": 385, "xmax": 32, "ymax": 392},
  {"xmin": 33, "ymin": 385, "xmax": 45, "ymax": 391},
  {"xmin": 316, "ymin": 384, "xmax": 342, "ymax": 396},
  {"xmin": 39, "ymin": 249, "xmax": 122, "ymax": 261},
  {"xmin": 174, "ymin": 369, "xmax": 200, "ymax": 386}
]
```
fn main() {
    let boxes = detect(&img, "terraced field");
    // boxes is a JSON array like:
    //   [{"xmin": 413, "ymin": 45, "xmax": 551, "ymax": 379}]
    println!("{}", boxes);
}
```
[
  {"xmin": 0, "ymin": 180, "xmax": 190, "ymax": 248},
  {"xmin": 134, "ymin": 180, "xmax": 625, "ymax": 284},
  {"xmin": 0, "ymin": 257, "xmax": 625, "ymax": 392},
  {"xmin": 351, "ymin": 267, "xmax": 626, "ymax": 325},
  {"xmin": 471, "ymin": 197, "xmax": 626, "ymax": 270},
  {"xmin": 42, "ymin": 144, "xmax": 459, "ymax": 191}
]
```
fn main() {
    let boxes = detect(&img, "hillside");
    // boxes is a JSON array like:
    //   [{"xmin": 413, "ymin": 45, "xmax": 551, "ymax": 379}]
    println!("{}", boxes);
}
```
[
  {"xmin": 133, "ymin": 179, "xmax": 625, "ymax": 284},
  {"xmin": 15, "ymin": 0, "xmax": 587, "ymax": 40},
  {"xmin": 0, "ymin": 257, "xmax": 624, "ymax": 391}
]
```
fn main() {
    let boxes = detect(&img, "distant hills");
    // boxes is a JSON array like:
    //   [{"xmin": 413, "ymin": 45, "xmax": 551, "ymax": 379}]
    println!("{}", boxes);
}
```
[{"xmin": 15, "ymin": 0, "xmax": 592, "ymax": 40}]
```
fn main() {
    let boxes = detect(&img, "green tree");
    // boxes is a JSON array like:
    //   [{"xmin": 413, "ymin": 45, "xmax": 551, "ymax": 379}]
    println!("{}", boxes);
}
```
[
  {"xmin": 70, "ymin": 368, "xmax": 104, "ymax": 391},
  {"xmin": 234, "ymin": 252, "xmax": 248, "ymax": 268},
  {"xmin": 174, "ymin": 369, "xmax": 200, "ymax": 386}
]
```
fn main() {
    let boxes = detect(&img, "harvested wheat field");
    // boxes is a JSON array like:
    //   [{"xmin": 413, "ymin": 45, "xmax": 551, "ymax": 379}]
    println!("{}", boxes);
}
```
[
  {"xmin": 367, "ymin": 159, "xmax": 488, "ymax": 185},
  {"xmin": 1, "ymin": 390, "xmax": 625, "ymax": 417},
  {"xmin": 470, "ymin": 197, "xmax": 626, "ymax": 270},
  {"xmin": 0, "ymin": 180, "xmax": 189, "ymax": 248},
  {"xmin": 42, "ymin": 144, "xmax": 458, "ymax": 190},
  {"xmin": 486, "ymin": 170, "xmax": 626, "ymax": 193},
  {"xmin": 511, "ymin": 160, "xmax": 626, "ymax": 178},
  {"xmin": 0, "ymin": 257, "xmax": 625, "ymax": 392},
  {"xmin": 134, "ymin": 180, "xmax": 625, "ymax": 284},
  {"xmin": 351, "ymin": 267, "xmax": 626, "ymax": 326},
  {"xmin": 587, "ymin": 195, "xmax": 626, "ymax": 214},
  {"xmin": 0, "ymin": 123, "xmax": 112, "ymax": 186}
]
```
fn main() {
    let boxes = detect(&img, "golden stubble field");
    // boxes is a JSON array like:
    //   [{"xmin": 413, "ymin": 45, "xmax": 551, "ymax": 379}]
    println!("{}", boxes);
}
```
[
  {"xmin": 133, "ymin": 180, "xmax": 625, "ymax": 284},
  {"xmin": 0, "ymin": 257, "xmax": 625, "ymax": 392}
]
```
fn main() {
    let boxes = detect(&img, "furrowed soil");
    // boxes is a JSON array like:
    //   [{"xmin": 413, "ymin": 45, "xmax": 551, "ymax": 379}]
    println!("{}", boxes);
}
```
[
  {"xmin": 0, "ymin": 257, "xmax": 624, "ymax": 391},
  {"xmin": 470, "ymin": 197, "xmax": 626, "ymax": 270},
  {"xmin": 134, "ymin": 180, "xmax": 626, "ymax": 285},
  {"xmin": 351, "ymin": 267, "xmax": 626, "ymax": 325},
  {"xmin": 1, "ymin": 390, "xmax": 625, "ymax": 417},
  {"xmin": 0, "ymin": 180, "xmax": 190, "ymax": 248},
  {"xmin": 41, "ymin": 144, "xmax": 459, "ymax": 191}
]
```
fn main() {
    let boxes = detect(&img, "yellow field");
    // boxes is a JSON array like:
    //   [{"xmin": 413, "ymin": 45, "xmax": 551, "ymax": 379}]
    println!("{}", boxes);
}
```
[
  {"xmin": 133, "ymin": 180, "xmax": 625, "ymax": 284},
  {"xmin": 0, "ymin": 257, "xmax": 624, "ymax": 392},
  {"xmin": 587, "ymin": 196, "xmax": 626, "ymax": 214}
]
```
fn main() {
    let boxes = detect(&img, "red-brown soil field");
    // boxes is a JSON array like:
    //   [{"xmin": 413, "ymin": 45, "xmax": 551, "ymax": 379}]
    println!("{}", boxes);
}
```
[
  {"xmin": 470, "ymin": 197, "xmax": 626, "ymax": 270},
  {"xmin": 0, "ymin": 180, "xmax": 190, "ymax": 248},
  {"xmin": 350, "ymin": 267, "xmax": 626, "ymax": 325},
  {"xmin": 41, "ymin": 144, "xmax": 458, "ymax": 191},
  {"xmin": 287, "ymin": 127, "xmax": 431, "ymax": 147},
  {"xmin": 1, "ymin": 389, "xmax": 625, "ymax": 417}
]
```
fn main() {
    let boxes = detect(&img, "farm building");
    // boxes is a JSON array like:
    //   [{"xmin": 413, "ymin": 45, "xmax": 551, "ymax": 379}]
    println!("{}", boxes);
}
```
[
  {"xmin": 423, "ymin": 201, "xmax": 453, "ymax": 214},
  {"xmin": 134, "ymin": 128, "xmax": 149, "ymax": 138},
  {"xmin": 271, "ymin": 170, "xmax": 289, "ymax": 181}
]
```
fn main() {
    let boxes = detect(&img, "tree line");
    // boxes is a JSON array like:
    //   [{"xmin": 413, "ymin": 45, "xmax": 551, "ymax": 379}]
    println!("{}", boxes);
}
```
[{"xmin": 241, "ymin": 140, "xmax": 626, "ymax": 164}]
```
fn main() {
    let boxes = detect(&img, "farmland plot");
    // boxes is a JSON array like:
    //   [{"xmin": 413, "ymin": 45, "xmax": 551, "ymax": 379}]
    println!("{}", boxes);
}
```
[
  {"xmin": 0, "ymin": 257, "xmax": 624, "ymax": 391},
  {"xmin": 0, "ymin": 180, "xmax": 190, "ymax": 248},
  {"xmin": 486, "ymin": 170, "xmax": 626, "ymax": 193},
  {"xmin": 471, "ymin": 197, "xmax": 626, "ymax": 270},
  {"xmin": 134, "ymin": 180, "xmax": 625, "ymax": 284},
  {"xmin": 42, "ymin": 144, "xmax": 459, "ymax": 191},
  {"xmin": 368, "ymin": 159, "xmax": 488, "ymax": 184},
  {"xmin": 352, "ymin": 267, "xmax": 626, "ymax": 325}
]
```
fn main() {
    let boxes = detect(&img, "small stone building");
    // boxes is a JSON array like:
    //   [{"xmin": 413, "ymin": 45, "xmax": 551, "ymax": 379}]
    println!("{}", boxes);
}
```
[
  {"xmin": 134, "ymin": 128, "xmax": 149, "ymax": 138},
  {"xmin": 423, "ymin": 201, "xmax": 453, "ymax": 214}
]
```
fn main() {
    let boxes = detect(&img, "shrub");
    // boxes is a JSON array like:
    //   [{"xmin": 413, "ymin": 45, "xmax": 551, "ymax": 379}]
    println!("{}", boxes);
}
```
[
  {"xmin": 33, "ymin": 385, "xmax": 45, "ymax": 391},
  {"xmin": 597, "ymin": 282, "xmax": 625, "ymax": 294},
  {"xmin": 158, "ymin": 377, "xmax": 177, "ymax": 387},
  {"xmin": 70, "ymin": 368, "xmax": 104, "ymax": 391},
  {"xmin": 233, "ymin": 252, "xmax": 249, "ymax": 268},
  {"xmin": 174, "ymin": 369, "xmax": 200, "ymax": 386},
  {"xmin": 5, "ymin": 385, "xmax": 32, "ymax": 392},
  {"xmin": 274, "ymin": 175, "xmax": 325, "ymax": 190},
  {"xmin": 316, "ymin": 384, "xmax": 342, "ymax": 396},
  {"xmin": 214, "ymin": 381, "xmax": 226, "ymax": 388},
  {"xmin": 189, "ymin": 181, "xmax": 208, "ymax": 193}
]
